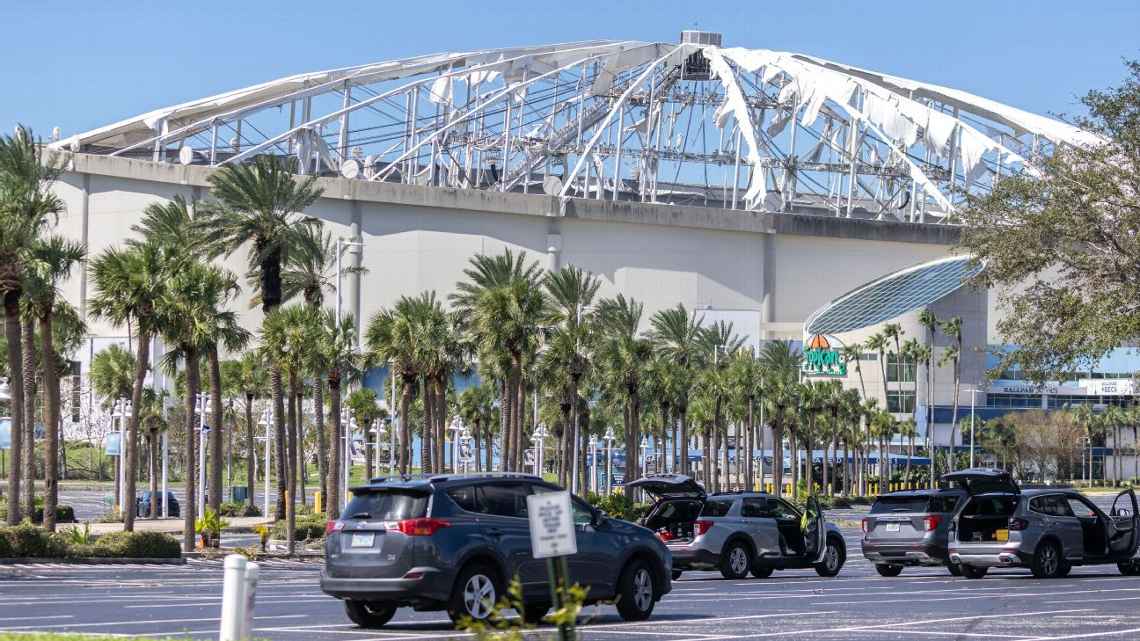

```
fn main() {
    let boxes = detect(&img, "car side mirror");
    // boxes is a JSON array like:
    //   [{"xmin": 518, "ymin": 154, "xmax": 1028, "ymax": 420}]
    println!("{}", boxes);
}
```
[{"xmin": 592, "ymin": 509, "xmax": 605, "ymax": 528}]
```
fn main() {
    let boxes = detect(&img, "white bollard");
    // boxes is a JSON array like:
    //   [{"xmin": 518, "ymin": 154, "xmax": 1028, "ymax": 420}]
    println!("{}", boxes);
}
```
[
  {"xmin": 239, "ymin": 562, "xmax": 259, "ymax": 641},
  {"xmin": 219, "ymin": 554, "xmax": 248, "ymax": 641}
]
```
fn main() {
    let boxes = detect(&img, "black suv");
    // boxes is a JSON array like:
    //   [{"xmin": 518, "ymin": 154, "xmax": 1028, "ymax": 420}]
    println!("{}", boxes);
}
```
[{"xmin": 320, "ymin": 473, "xmax": 672, "ymax": 628}]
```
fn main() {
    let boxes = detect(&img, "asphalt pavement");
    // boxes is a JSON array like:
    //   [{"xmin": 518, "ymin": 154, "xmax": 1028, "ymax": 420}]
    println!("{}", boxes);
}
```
[{"xmin": 3, "ymin": 520, "xmax": 1140, "ymax": 640}]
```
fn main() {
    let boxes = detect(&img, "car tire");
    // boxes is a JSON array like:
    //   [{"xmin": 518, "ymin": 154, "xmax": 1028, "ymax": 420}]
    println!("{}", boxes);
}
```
[
  {"xmin": 615, "ymin": 559, "xmax": 657, "ymax": 621},
  {"xmin": 522, "ymin": 602, "xmax": 550, "ymax": 625},
  {"xmin": 947, "ymin": 563, "xmax": 963, "ymax": 577},
  {"xmin": 1118, "ymin": 559, "xmax": 1140, "ymax": 576},
  {"xmin": 1031, "ymin": 540, "xmax": 1064, "ymax": 579},
  {"xmin": 960, "ymin": 564, "xmax": 988, "ymax": 579},
  {"xmin": 447, "ymin": 562, "xmax": 503, "ymax": 625},
  {"xmin": 344, "ymin": 601, "xmax": 396, "ymax": 628},
  {"xmin": 672, "ymin": 570, "xmax": 683, "ymax": 581},
  {"xmin": 1056, "ymin": 563, "xmax": 1071, "ymax": 577},
  {"xmin": 875, "ymin": 564, "xmax": 904, "ymax": 577},
  {"xmin": 814, "ymin": 535, "xmax": 845, "ymax": 577},
  {"xmin": 750, "ymin": 564, "xmax": 773, "ymax": 578},
  {"xmin": 720, "ymin": 541, "xmax": 752, "ymax": 579}
]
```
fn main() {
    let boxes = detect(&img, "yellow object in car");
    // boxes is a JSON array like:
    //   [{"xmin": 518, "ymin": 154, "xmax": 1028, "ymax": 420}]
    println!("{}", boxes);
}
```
[{"xmin": 996, "ymin": 529, "xmax": 1009, "ymax": 542}]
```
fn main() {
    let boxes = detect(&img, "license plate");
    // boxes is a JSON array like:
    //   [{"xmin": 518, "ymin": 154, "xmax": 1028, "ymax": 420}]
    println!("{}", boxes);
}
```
[
  {"xmin": 996, "ymin": 529, "xmax": 1009, "ymax": 542},
  {"xmin": 350, "ymin": 533, "xmax": 375, "ymax": 548},
  {"xmin": 885, "ymin": 523, "xmax": 900, "ymax": 532}
]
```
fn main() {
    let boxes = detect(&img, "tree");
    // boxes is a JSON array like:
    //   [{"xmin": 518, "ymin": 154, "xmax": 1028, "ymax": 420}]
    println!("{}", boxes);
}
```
[
  {"xmin": 24, "ymin": 234, "xmax": 86, "ymax": 529},
  {"xmin": 346, "ymin": 387, "xmax": 385, "ymax": 483},
  {"xmin": 649, "ymin": 304, "xmax": 705, "ymax": 477},
  {"xmin": 197, "ymin": 155, "xmax": 323, "ymax": 519},
  {"xmin": 450, "ymin": 250, "xmax": 544, "ymax": 472},
  {"xmin": 235, "ymin": 351, "xmax": 268, "ymax": 509},
  {"xmin": 917, "ymin": 308, "xmax": 939, "ymax": 487},
  {"xmin": 323, "ymin": 310, "xmax": 362, "ymax": 518},
  {"xmin": 88, "ymin": 242, "xmax": 167, "ymax": 530},
  {"xmin": 759, "ymin": 341, "xmax": 800, "ymax": 497},
  {"xmin": 959, "ymin": 62, "xmax": 1139, "ymax": 382},
  {"xmin": 939, "ymin": 317, "xmax": 963, "ymax": 473},
  {"xmin": 0, "ymin": 125, "xmax": 63, "ymax": 524},
  {"xmin": 89, "ymin": 345, "xmax": 135, "ymax": 405},
  {"xmin": 457, "ymin": 383, "xmax": 496, "ymax": 472},
  {"xmin": 594, "ymin": 295, "xmax": 651, "ymax": 488}
]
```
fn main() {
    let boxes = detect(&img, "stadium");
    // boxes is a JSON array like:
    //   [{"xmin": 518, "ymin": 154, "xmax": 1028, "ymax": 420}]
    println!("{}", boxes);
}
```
[{"xmin": 41, "ymin": 31, "xmax": 1136, "ymax": 477}]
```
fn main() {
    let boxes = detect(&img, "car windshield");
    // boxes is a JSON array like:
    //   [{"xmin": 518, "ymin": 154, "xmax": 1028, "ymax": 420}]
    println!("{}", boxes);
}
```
[
  {"xmin": 870, "ymin": 496, "xmax": 930, "ymax": 513},
  {"xmin": 344, "ymin": 490, "xmax": 428, "ymax": 520}
]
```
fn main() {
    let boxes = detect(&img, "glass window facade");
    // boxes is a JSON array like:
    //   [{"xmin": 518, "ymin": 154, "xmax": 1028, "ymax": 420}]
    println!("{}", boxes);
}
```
[
  {"xmin": 886, "ymin": 353, "xmax": 917, "ymax": 383},
  {"xmin": 887, "ymin": 390, "xmax": 916, "ymax": 413}
]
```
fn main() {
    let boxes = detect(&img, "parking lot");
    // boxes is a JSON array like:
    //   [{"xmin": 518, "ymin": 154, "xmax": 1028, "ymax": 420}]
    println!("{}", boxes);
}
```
[{"xmin": 2, "ymin": 521, "xmax": 1140, "ymax": 641}]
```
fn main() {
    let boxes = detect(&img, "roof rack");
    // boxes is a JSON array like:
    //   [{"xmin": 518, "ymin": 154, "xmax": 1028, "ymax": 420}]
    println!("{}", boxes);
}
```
[{"xmin": 710, "ymin": 489, "xmax": 768, "ymax": 496}]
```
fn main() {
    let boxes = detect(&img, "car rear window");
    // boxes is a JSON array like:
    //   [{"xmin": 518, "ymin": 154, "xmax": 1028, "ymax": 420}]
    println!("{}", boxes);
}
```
[
  {"xmin": 344, "ymin": 490, "xmax": 428, "ymax": 521},
  {"xmin": 871, "ymin": 496, "xmax": 930, "ymax": 513},
  {"xmin": 700, "ymin": 499, "xmax": 733, "ymax": 517},
  {"xmin": 928, "ymin": 496, "xmax": 959, "ymax": 513}
]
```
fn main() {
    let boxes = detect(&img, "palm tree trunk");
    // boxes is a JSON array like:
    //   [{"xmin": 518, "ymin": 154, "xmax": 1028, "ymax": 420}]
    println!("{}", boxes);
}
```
[
  {"xmin": 4, "ymin": 293, "xmax": 24, "ymax": 525},
  {"xmin": 182, "ymin": 349, "xmax": 200, "ymax": 553},
  {"xmin": 39, "ymin": 311, "xmax": 61, "ymax": 531},
  {"xmin": 773, "ymin": 424, "xmax": 784, "ymax": 497},
  {"xmin": 314, "ymin": 377, "xmax": 328, "ymax": 515},
  {"xmin": 746, "ymin": 402, "xmax": 755, "ymax": 490},
  {"xmin": 515, "ymin": 370, "xmax": 526, "ymax": 473},
  {"xmin": 149, "ymin": 430, "xmax": 159, "ymax": 518},
  {"xmin": 207, "ymin": 347, "xmax": 224, "ymax": 516},
  {"xmin": 436, "ymin": 377, "xmax": 446, "ymax": 474},
  {"xmin": 271, "ymin": 365, "xmax": 287, "ymax": 520},
  {"xmin": 680, "ymin": 407, "xmax": 689, "ymax": 476},
  {"xmin": 399, "ymin": 374, "xmax": 413, "ymax": 474},
  {"xmin": 245, "ymin": 394, "xmax": 255, "ymax": 510},
  {"xmin": 328, "ymin": 373, "xmax": 342, "ymax": 519},
  {"xmin": 702, "ymin": 426, "xmax": 710, "ymax": 488},
  {"xmin": 21, "ymin": 314, "xmax": 37, "ymax": 518},
  {"xmin": 296, "ymin": 389, "xmax": 307, "ymax": 508},
  {"xmin": 499, "ymin": 379, "xmax": 510, "ymax": 472},
  {"xmin": 286, "ymin": 372, "xmax": 299, "ymax": 554}
]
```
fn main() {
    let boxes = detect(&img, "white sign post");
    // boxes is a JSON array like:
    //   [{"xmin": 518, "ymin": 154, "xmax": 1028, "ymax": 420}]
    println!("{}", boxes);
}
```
[{"xmin": 526, "ymin": 491, "xmax": 576, "ymax": 640}]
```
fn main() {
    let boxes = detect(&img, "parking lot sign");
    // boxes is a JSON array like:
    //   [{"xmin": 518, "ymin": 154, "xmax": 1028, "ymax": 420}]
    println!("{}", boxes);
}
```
[{"xmin": 526, "ymin": 490, "xmax": 577, "ymax": 559}]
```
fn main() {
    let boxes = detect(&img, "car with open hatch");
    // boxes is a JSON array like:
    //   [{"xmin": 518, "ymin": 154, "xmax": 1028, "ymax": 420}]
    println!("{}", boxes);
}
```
[
  {"xmin": 320, "ymin": 473, "xmax": 672, "ymax": 628},
  {"xmin": 627, "ymin": 473, "xmax": 846, "ymax": 579},
  {"xmin": 945, "ymin": 468, "xmax": 1140, "ymax": 579}
]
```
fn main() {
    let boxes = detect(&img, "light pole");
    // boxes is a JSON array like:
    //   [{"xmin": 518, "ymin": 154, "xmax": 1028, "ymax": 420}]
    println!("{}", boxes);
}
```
[
  {"xmin": 603, "ymin": 426, "xmax": 615, "ymax": 496},
  {"xmin": 335, "ymin": 237, "xmax": 365, "ymax": 331},
  {"xmin": 343, "ymin": 408, "xmax": 353, "ymax": 510},
  {"xmin": 531, "ymin": 423, "xmax": 549, "ymax": 477},
  {"xmin": 112, "ymin": 398, "xmax": 132, "ymax": 513},
  {"xmin": 589, "ymin": 435, "xmax": 598, "ymax": 494},
  {"xmin": 257, "ymin": 408, "xmax": 272, "ymax": 518},
  {"xmin": 196, "ymin": 393, "xmax": 209, "ymax": 518},
  {"xmin": 966, "ymin": 386, "xmax": 985, "ymax": 468}
]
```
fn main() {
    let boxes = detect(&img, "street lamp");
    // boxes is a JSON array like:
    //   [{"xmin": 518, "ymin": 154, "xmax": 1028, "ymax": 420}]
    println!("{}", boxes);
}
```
[
  {"xmin": 589, "ymin": 435, "xmax": 598, "ymax": 494},
  {"xmin": 111, "ymin": 398, "xmax": 132, "ymax": 513},
  {"xmin": 603, "ymin": 426, "xmax": 615, "ymax": 496},
  {"xmin": 966, "ymin": 386, "xmax": 986, "ymax": 468},
  {"xmin": 531, "ymin": 424, "xmax": 549, "ymax": 477},
  {"xmin": 448, "ymin": 417, "xmax": 465, "ymax": 474},
  {"xmin": 342, "ymin": 408, "xmax": 354, "ymax": 511},
  {"xmin": 195, "ymin": 393, "xmax": 209, "ymax": 517},
  {"xmin": 257, "ymin": 408, "xmax": 273, "ymax": 517}
]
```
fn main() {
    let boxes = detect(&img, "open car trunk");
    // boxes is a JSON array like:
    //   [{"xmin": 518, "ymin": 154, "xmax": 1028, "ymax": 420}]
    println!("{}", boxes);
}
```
[
  {"xmin": 626, "ymin": 474, "xmax": 706, "ymax": 542},
  {"xmin": 957, "ymin": 494, "xmax": 1019, "ymax": 543}
]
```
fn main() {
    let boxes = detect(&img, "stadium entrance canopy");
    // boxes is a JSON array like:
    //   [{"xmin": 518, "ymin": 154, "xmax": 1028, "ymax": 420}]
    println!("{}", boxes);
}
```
[{"xmin": 53, "ymin": 32, "xmax": 1100, "ymax": 225}]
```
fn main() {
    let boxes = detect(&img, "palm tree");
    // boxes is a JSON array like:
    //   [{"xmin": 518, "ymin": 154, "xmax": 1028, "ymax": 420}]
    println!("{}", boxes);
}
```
[
  {"xmin": 594, "ymin": 295, "xmax": 651, "ymax": 488},
  {"xmin": 759, "ymin": 340, "xmax": 801, "ymax": 497},
  {"xmin": 156, "ymin": 261, "xmax": 240, "ymax": 551},
  {"xmin": 917, "ymin": 308, "xmax": 939, "ymax": 486},
  {"xmin": 649, "ymin": 305, "xmax": 705, "ymax": 477},
  {"xmin": 450, "ymin": 250, "xmax": 544, "ymax": 472},
  {"xmin": 88, "ymin": 242, "xmax": 167, "ymax": 530},
  {"xmin": 865, "ymin": 333, "xmax": 889, "ymax": 405},
  {"xmin": 346, "ymin": 387, "xmax": 384, "ymax": 482},
  {"xmin": 323, "ymin": 310, "xmax": 362, "ymax": 517},
  {"xmin": 458, "ymin": 384, "xmax": 496, "ymax": 472},
  {"xmin": 940, "ymin": 317, "xmax": 964, "ymax": 473},
  {"xmin": 839, "ymin": 343, "xmax": 866, "ymax": 398},
  {"xmin": 729, "ymin": 350, "xmax": 764, "ymax": 490},
  {"xmin": 197, "ymin": 155, "xmax": 323, "ymax": 517},
  {"xmin": 236, "ymin": 351, "xmax": 268, "ymax": 509},
  {"xmin": 90, "ymin": 345, "xmax": 135, "ymax": 403},
  {"xmin": 24, "ymin": 235, "xmax": 86, "ymax": 529},
  {"xmin": 899, "ymin": 418, "xmax": 918, "ymax": 487},
  {"xmin": 0, "ymin": 126, "xmax": 63, "ymax": 524}
]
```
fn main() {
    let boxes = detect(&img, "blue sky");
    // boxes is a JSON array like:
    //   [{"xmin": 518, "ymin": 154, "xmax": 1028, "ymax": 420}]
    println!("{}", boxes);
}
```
[{"xmin": 2, "ymin": 1, "xmax": 1138, "ymax": 138}]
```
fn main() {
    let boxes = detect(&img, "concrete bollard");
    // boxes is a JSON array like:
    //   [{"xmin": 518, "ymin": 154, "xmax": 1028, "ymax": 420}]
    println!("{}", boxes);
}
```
[
  {"xmin": 239, "ymin": 562, "xmax": 259, "ymax": 641},
  {"xmin": 219, "ymin": 554, "xmax": 248, "ymax": 641}
]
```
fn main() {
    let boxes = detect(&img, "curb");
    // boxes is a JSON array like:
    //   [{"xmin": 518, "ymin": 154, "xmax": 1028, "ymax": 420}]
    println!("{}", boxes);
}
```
[{"xmin": 0, "ymin": 557, "xmax": 186, "ymax": 565}]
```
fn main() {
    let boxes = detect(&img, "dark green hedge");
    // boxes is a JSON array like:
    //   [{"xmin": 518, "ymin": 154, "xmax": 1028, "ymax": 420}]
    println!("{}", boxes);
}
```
[{"xmin": 0, "ymin": 524, "xmax": 180, "ymax": 559}]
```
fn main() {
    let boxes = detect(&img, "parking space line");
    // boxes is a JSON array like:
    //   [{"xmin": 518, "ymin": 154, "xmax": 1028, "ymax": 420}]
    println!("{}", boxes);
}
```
[
  {"xmin": 0, "ymin": 613, "xmax": 309, "ymax": 631},
  {"xmin": 1021, "ymin": 627, "xmax": 1140, "ymax": 640}
]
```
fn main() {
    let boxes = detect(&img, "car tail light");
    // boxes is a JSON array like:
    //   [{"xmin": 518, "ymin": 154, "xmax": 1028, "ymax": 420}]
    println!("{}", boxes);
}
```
[
  {"xmin": 326, "ymin": 520, "xmax": 345, "ymax": 535},
  {"xmin": 397, "ymin": 518, "xmax": 451, "ymax": 536},
  {"xmin": 694, "ymin": 520, "xmax": 713, "ymax": 536},
  {"xmin": 656, "ymin": 529, "xmax": 675, "ymax": 542},
  {"xmin": 1007, "ymin": 517, "xmax": 1029, "ymax": 531},
  {"xmin": 861, "ymin": 518, "xmax": 869, "ymax": 533},
  {"xmin": 923, "ymin": 515, "xmax": 942, "ymax": 531}
]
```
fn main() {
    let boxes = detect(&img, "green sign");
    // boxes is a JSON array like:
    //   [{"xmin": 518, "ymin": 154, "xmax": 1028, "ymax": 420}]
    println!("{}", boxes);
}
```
[{"xmin": 802, "ymin": 335, "xmax": 847, "ymax": 377}]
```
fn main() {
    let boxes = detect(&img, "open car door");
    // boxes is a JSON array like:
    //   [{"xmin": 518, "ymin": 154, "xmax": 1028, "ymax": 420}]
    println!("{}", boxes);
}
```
[
  {"xmin": 803, "ymin": 495, "xmax": 826, "ymax": 563},
  {"xmin": 1107, "ymin": 488, "xmax": 1139, "ymax": 559}
]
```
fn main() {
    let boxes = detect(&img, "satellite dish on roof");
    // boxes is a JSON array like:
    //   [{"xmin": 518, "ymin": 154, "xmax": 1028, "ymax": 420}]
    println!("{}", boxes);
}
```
[
  {"xmin": 542, "ymin": 176, "xmax": 563, "ymax": 196},
  {"xmin": 178, "ymin": 145, "xmax": 194, "ymax": 165},
  {"xmin": 340, "ymin": 159, "xmax": 361, "ymax": 179}
]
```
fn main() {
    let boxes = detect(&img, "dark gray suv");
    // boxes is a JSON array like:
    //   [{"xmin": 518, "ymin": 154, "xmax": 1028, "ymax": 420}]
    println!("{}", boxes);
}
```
[
  {"xmin": 320, "ymin": 473, "xmax": 672, "ymax": 628},
  {"xmin": 861, "ymin": 488, "xmax": 967, "ymax": 576}
]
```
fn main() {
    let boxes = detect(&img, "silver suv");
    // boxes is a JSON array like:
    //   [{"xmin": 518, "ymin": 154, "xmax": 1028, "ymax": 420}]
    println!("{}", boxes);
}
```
[
  {"xmin": 946, "ymin": 469, "xmax": 1140, "ymax": 579},
  {"xmin": 628, "ymin": 474, "xmax": 846, "ymax": 579}
]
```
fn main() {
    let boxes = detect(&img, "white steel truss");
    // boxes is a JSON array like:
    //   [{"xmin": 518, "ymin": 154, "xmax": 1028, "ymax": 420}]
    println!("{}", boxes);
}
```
[{"xmin": 53, "ymin": 36, "xmax": 1102, "ymax": 225}]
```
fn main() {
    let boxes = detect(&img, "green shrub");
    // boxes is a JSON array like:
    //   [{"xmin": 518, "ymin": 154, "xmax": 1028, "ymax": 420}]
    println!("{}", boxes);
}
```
[
  {"xmin": 584, "ymin": 492, "xmax": 650, "ymax": 523},
  {"xmin": 218, "ymin": 502, "xmax": 262, "ymax": 517},
  {"xmin": 2, "ymin": 522, "xmax": 67, "ymax": 557},
  {"xmin": 91, "ymin": 531, "xmax": 181, "ymax": 558},
  {"xmin": 0, "ymin": 503, "xmax": 78, "ymax": 524},
  {"xmin": 270, "ymin": 512, "xmax": 327, "ymax": 541}
]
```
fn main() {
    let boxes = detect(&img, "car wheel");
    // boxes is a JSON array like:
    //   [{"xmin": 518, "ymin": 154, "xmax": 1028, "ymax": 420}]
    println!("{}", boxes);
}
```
[
  {"xmin": 1118, "ymin": 559, "xmax": 1140, "ymax": 576},
  {"xmin": 616, "ymin": 559, "xmax": 657, "ymax": 621},
  {"xmin": 522, "ymin": 602, "xmax": 550, "ymax": 624},
  {"xmin": 344, "ymin": 601, "xmax": 396, "ymax": 628},
  {"xmin": 672, "ymin": 570, "xmax": 683, "ymax": 581},
  {"xmin": 1056, "ymin": 563, "xmax": 1071, "ymax": 578},
  {"xmin": 947, "ymin": 563, "xmax": 963, "ymax": 577},
  {"xmin": 875, "ymin": 564, "xmax": 904, "ymax": 577},
  {"xmin": 1031, "ymin": 540, "xmax": 1063, "ymax": 579},
  {"xmin": 750, "ymin": 564, "xmax": 773, "ymax": 578},
  {"xmin": 720, "ymin": 541, "xmax": 752, "ymax": 579},
  {"xmin": 960, "ymin": 564, "xmax": 988, "ymax": 579},
  {"xmin": 447, "ymin": 562, "xmax": 502, "ymax": 624},
  {"xmin": 814, "ymin": 536, "xmax": 845, "ymax": 577}
]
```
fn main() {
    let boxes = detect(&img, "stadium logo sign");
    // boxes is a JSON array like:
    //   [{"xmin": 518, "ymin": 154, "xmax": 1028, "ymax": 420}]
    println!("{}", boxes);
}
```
[{"xmin": 802, "ymin": 334, "xmax": 846, "ymax": 377}]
